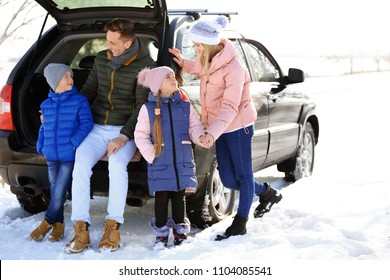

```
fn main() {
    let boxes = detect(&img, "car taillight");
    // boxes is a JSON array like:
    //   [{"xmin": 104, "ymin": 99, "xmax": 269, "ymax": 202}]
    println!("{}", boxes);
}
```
[{"xmin": 0, "ymin": 85, "xmax": 14, "ymax": 130}]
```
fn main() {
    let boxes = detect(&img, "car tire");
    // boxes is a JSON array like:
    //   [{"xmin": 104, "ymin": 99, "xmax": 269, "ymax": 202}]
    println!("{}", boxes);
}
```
[
  {"xmin": 285, "ymin": 122, "xmax": 315, "ymax": 182},
  {"xmin": 15, "ymin": 190, "xmax": 50, "ymax": 214},
  {"xmin": 187, "ymin": 159, "xmax": 236, "ymax": 229}
]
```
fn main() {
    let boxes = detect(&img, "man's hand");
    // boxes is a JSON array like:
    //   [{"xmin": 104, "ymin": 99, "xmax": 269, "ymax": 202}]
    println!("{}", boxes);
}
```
[
  {"xmin": 106, "ymin": 134, "xmax": 129, "ymax": 157},
  {"xmin": 39, "ymin": 110, "xmax": 43, "ymax": 123}
]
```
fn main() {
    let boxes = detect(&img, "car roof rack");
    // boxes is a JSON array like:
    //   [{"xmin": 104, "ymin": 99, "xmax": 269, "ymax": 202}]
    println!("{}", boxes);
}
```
[{"xmin": 168, "ymin": 9, "xmax": 238, "ymax": 21}]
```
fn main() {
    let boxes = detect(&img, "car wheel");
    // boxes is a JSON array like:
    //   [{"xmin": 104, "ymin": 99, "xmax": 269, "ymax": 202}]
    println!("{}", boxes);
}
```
[
  {"xmin": 187, "ymin": 160, "xmax": 236, "ymax": 228},
  {"xmin": 285, "ymin": 122, "xmax": 315, "ymax": 182},
  {"xmin": 15, "ymin": 190, "xmax": 50, "ymax": 214}
]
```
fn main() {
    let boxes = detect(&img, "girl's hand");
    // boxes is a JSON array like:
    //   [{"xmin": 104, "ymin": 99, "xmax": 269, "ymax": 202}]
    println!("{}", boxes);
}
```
[
  {"xmin": 204, "ymin": 133, "xmax": 214, "ymax": 148},
  {"xmin": 199, "ymin": 132, "xmax": 214, "ymax": 149}
]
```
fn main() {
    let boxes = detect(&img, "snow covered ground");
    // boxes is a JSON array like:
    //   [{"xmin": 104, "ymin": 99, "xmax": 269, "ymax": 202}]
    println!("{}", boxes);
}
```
[{"xmin": 2, "ymin": 71, "xmax": 390, "ymax": 279}]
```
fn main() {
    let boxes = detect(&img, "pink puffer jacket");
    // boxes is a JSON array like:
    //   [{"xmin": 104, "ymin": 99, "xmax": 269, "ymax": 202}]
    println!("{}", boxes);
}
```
[{"xmin": 183, "ymin": 39, "xmax": 257, "ymax": 140}]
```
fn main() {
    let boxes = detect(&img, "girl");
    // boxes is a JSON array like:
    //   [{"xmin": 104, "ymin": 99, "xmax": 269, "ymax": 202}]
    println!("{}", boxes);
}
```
[
  {"xmin": 169, "ymin": 16, "xmax": 282, "ymax": 240},
  {"xmin": 134, "ymin": 66, "xmax": 206, "ymax": 248}
]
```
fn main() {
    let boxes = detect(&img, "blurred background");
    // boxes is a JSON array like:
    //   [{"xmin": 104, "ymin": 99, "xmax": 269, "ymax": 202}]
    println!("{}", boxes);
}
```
[
  {"xmin": 1, "ymin": 0, "xmax": 389, "ymax": 82},
  {"xmin": 167, "ymin": 0, "xmax": 390, "ymax": 76}
]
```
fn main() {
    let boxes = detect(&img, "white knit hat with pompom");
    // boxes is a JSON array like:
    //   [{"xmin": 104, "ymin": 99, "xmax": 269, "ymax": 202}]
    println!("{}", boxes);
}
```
[{"xmin": 190, "ymin": 16, "xmax": 228, "ymax": 45}]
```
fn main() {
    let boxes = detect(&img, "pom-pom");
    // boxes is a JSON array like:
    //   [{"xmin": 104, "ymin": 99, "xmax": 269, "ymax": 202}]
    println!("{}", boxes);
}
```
[
  {"xmin": 215, "ymin": 16, "xmax": 228, "ymax": 29},
  {"xmin": 137, "ymin": 68, "xmax": 150, "ymax": 86}
]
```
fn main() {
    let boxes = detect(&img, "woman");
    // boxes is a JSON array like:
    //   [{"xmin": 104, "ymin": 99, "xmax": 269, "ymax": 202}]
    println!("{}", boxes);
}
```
[{"xmin": 169, "ymin": 16, "xmax": 282, "ymax": 240}]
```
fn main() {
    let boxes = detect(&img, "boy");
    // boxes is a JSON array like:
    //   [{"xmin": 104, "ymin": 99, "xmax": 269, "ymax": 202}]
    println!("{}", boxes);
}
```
[{"xmin": 30, "ymin": 63, "xmax": 93, "ymax": 242}]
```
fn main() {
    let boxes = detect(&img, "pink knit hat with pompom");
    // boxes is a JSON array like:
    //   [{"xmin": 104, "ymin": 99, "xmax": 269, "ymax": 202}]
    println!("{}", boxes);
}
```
[{"xmin": 137, "ymin": 66, "xmax": 174, "ymax": 94}]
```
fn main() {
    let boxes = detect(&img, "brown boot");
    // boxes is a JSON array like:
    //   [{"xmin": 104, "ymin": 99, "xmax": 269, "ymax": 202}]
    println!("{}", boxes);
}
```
[
  {"xmin": 49, "ymin": 222, "xmax": 64, "ymax": 242},
  {"xmin": 64, "ymin": 221, "xmax": 90, "ymax": 254},
  {"xmin": 98, "ymin": 219, "xmax": 121, "ymax": 252},
  {"xmin": 30, "ymin": 219, "xmax": 52, "ymax": 241}
]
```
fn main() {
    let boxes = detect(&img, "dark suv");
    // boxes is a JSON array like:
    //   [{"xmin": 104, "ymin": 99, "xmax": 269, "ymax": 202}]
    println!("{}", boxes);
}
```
[{"xmin": 0, "ymin": 0, "xmax": 319, "ymax": 229}]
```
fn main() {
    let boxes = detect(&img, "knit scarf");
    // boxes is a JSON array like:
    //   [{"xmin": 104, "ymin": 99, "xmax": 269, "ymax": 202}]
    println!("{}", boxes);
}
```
[{"xmin": 108, "ymin": 38, "xmax": 139, "ymax": 71}]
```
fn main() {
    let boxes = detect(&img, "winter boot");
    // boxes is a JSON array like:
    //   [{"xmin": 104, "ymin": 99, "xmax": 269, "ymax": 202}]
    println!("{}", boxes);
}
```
[
  {"xmin": 64, "ymin": 221, "xmax": 91, "ymax": 254},
  {"xmin": 215, "ymin": 214, "xmax": 247, "ymax": 241},
  {"xmin": 170, "ymin": 217, "xmax": 191, "ymax": 246},
  {"xmin": 154, "ymin": 236, "xmax": 169, "ymax": 250},
  {"xmin": 30, "ymin": 219, "xmax": 52, "ymax": 241},
  {"xmin": 150, "ymin": 218, "xmax": 169, "ymax": 250},
  {"xmin": 173, "ymin": 229, "xmax": 188, "ymax": 245},
  {"xmin": 254, "ymin": 182, "xmax": 282, "ymax": 218},
  {"xmin": 48, "ymin": 222, "xmax": 64, "ymax": 242},
  {"xmin": 98, "ymin": 219, "xmax": 121, "ymax": 252}
]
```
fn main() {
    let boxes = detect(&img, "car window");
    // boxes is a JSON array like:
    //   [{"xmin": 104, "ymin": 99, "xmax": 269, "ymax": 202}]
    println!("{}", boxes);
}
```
[
  {"xmin": 180, "ymin": 31, "xmax": 200, "ymax": 86},
  {"xmin": 230, "ymin": 39, "xmax": 251, "ymax": 77},
  {"xmin": 241, "ymin": 41, "xmax": 280, "ymax": 82},
  {"xmin": 179, "ymin": 35, "xmax": 251, "ymax": 87},
  {"xmin": 48, "ymin": 0, "xmax": 154, "ymax": 10},
  {"xmin": 70, "ymin": 39, "xmax": 106, "ymax": 69},
  {"xmin": 178, "ymin": 33, "xmax": 279, "ymax": 86}
]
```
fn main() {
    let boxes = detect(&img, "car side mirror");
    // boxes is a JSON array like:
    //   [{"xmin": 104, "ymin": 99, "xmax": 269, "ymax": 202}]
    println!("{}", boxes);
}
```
[{"xmin": 286, "ymin": 68, "xmax": 305, "ymax": 84}]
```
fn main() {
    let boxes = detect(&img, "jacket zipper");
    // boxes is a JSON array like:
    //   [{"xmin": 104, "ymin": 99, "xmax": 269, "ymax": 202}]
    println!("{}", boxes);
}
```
[
  {"xmin": 54, "ymin": 100, "xmax": 60, "ymax": 160},
  {"xmin": 168, "ymin": 99, "xmax": 180, "ymax": 191},
  {"xmin": 105, "ymin": 70, "xmax": 115, "ymax": 124}
]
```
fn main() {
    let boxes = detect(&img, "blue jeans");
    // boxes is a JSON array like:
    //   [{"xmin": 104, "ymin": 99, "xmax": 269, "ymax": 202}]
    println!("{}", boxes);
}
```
[
  {"xmin": 216, "ymin": 125, "xmax": 266, "ymax": 219},
  {"xmin": 45, "ymin": 161, "xmax": 74, "ymax": 224}
]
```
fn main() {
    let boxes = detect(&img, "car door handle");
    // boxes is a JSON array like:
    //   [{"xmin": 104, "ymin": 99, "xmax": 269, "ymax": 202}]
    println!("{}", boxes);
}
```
[{"xmin": 267, "ymin": 94, "xmax": 278, "ymax": 102}]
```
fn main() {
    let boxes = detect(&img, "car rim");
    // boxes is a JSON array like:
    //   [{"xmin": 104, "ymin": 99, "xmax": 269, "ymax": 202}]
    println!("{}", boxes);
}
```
[
  {"xmin": 211, "ymin": 170, "xmax": 233, "ymax": 215},
  {"xmin": 301, "ymin": 130, "xmax": 314, "ymax": 176}
]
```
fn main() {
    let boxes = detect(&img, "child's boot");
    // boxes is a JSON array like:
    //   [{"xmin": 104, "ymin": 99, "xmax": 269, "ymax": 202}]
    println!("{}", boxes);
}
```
[
  {"xmin": 49, "ymin": 222, "xmax": 64, "ymax": 242},
  {"xmin": 150, "ymin": 218, "xmax": 169, "ymax": 250},
  {"xmin": 30, "ymin": 219, "xmax": 52, "ymax": 241},
  {"xmin": 170, "ymin": 217, "xmax": 191, "ymax": 245}
]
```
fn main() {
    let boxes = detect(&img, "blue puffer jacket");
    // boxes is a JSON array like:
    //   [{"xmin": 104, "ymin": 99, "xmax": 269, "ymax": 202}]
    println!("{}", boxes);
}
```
[
  {"xmin": 36, "ymin": 86, "xmax": 94, "ymax": 162},
  {"xmin": 145, "ymin": 91, "xmax": 197, "ymax": 195}
]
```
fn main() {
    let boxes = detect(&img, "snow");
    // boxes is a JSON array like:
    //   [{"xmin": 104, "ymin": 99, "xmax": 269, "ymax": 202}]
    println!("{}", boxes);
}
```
[
  {"xmin": 1, "ymin": 0, "xmax": 390, "ymax": 277},
  {"xmin": 2, "ymin": 71, "xmax": 390, "ymax": 279}
]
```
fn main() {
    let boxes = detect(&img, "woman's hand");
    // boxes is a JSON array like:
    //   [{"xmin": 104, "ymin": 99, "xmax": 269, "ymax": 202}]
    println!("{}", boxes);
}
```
[{"xmin": 168, "ymin": 47, "xmax": 183, "ymax": 67}]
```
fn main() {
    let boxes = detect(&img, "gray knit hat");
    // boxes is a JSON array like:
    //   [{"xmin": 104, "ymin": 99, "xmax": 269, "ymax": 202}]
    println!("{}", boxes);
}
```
[
  {"xmin": 43, "ymin": 63, "xmax": 73, "ymax": 91},
  {"xmin": 190, "ymin": 16, "xmax": 228, "ymax": 45}
]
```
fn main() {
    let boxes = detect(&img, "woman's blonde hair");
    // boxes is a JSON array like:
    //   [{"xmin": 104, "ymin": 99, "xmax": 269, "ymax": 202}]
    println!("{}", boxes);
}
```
[{"xmin": 200, "ymin": 43, "xmax": 224, "ymax": 75}]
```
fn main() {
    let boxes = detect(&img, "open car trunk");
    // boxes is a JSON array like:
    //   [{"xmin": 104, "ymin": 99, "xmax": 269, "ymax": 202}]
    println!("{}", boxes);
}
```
[{"xmin": 11, "ymin": 0, "xmax": 167, "ymax": 150}]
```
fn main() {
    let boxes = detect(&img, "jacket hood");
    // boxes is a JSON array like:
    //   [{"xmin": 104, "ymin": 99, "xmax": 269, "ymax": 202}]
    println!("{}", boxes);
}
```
[{"xmin": 208, "ymin": 39, "xmax": 238, "ymax": 74}]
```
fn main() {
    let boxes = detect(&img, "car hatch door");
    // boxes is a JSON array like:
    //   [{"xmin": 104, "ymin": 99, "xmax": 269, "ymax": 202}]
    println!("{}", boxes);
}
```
[{"xmin": 34, "ymin": 0, "xmax": 166, "ymax": 29}]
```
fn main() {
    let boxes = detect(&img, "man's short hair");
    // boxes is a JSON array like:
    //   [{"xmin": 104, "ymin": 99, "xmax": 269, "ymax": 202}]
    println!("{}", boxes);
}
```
[{"xmin": 104, "ymin": 18, "xmax": 136, "ymax": 41}]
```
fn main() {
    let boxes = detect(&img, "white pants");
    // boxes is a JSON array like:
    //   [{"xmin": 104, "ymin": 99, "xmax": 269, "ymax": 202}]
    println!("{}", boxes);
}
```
[{"xmin": 71, "ymin": 124, "xmax": 136, "ymax": 224}]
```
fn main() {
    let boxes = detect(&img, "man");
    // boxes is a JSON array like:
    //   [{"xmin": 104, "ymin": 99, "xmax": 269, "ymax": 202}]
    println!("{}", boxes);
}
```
[{"xmin": 64, "ymin": 18, "xmax": 156, "ymax": 254}]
